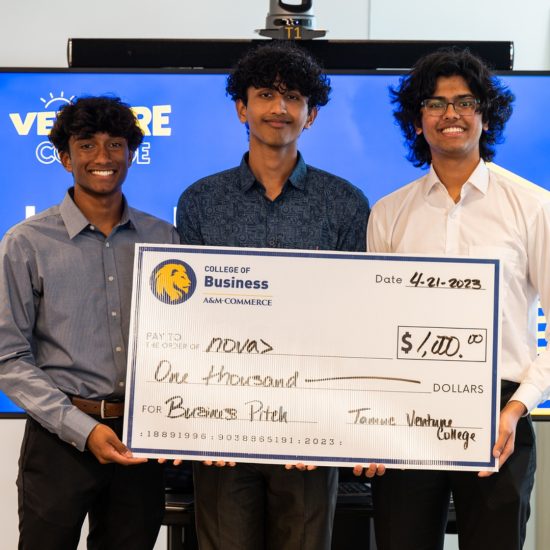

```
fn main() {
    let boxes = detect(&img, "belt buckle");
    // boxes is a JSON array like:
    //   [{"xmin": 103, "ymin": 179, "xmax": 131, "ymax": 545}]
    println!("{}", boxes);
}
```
[{"xmin": 100, "ymin": 400, "xmax": 118, "ymax": 419}]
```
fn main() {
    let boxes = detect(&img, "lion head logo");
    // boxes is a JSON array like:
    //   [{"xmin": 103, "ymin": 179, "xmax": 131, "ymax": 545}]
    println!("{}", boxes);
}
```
[{"xmin": 150, "ymin": 259, "xmax": 196, "ymax": 304}]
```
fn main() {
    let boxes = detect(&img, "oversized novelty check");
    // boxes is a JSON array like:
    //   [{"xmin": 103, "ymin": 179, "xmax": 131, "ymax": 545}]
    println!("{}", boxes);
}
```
[{"xmin": 123, "ymin": 246, "xmax": 501, "ymax": 471}]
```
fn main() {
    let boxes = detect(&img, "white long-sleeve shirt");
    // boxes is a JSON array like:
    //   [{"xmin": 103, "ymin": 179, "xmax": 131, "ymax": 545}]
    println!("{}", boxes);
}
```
[{"xmin": 368, "ymin": 161, "xmax": 550, "ymax": 412}]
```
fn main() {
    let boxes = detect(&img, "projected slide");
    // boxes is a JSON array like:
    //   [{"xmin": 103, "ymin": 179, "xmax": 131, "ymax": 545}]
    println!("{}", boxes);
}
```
[{"xmin": 0, "ymin": 69, "xmax": 548, "ymax": 416}]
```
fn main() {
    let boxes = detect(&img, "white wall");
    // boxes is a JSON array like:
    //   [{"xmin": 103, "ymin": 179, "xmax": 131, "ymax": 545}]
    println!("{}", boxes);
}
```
[
  {"xmin": 0, "ymin": 0, "xmax": 369, "ymax": 68},
  {"xmin": 1, "ymin": 0, "xmax": 549, "ymax": 69},
  {"xmin": 1, "ymin": 1, "xmax": 549, "ymax": 549},
  {"xmin": 369, "ymin": 0, "xmax": 550, "ymax": 70},
  {"xmin": 0, "ymin": 420, "xmax": 22, "ymax": 546}
]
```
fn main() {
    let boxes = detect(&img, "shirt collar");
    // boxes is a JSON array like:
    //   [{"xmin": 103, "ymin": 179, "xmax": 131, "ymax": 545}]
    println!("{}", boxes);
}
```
[
  {"xmin": 423, "ymin": 159, "xmax": 489, "ymax": 198},
  {"xmin": 238, "ymin": 152, "xmax": 307, "ymax": 192},
  {"xmin": 59, "ymin": 188, "xmax": 135, "ymax": 239}
]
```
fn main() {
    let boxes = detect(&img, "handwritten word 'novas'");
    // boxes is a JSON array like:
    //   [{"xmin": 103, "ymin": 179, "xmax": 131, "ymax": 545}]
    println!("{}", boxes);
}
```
[{"xmin": 206, "ymin": 337, "xmax": 273, "ymax": 354}]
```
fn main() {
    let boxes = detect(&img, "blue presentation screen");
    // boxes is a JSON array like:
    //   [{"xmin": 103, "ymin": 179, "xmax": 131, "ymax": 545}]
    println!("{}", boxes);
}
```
[{"xmin": 0, "ymin": 69, "xmax": 549, "ymax": 417}]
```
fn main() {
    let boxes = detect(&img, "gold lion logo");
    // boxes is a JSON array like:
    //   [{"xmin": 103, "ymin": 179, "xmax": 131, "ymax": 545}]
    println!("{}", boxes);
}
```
[{"xmin": 154, "ymin": 263, "xmax": 192, "ymax": 302}]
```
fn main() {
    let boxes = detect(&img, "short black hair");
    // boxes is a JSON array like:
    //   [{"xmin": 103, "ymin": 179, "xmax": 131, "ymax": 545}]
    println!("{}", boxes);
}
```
[
  {"xmin": 49, "ymin": 96, "xmax": 144, "ymax": 154},
  {"xmin": 391, "ymin": 48, "xmax": 515, "ymax": 167},
  {"xmin": 226, "ymin": 42, "xmax": 331, "ymax": 111}
]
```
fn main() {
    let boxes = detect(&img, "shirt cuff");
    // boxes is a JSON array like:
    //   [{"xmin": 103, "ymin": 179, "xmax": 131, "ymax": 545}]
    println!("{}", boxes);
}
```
[
  {"xmin": 60, "ymin": 406, "xmax": 99, "ymax": 451},
  {"xmin": 509, "ymin": 383, "xmax": 543, "ymax": 414}
]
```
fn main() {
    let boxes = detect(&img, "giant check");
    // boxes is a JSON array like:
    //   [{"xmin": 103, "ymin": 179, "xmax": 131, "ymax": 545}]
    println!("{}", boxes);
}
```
[{"xmin": 123, "ymin": 245, "xmax": 501, "ymax": 471}]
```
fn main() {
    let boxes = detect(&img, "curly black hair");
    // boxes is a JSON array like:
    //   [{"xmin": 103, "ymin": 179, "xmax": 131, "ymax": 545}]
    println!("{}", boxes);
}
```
[
  {"xmin": 49, "ymin": 96, "xmax": 143, "ymax": 154},
  {"xmin": 226, "ymin": 42, "xmax": 331, "ymax": 111},
  {"xmin": 391, "ymin": 48, "xmax": 515, "ymax": 167}
]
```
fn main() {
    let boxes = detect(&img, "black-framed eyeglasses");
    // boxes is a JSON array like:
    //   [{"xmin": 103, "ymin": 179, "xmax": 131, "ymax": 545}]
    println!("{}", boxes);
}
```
[{"xmin": 420, "ymin": 96, "xmax": 480, "ymax": 117}]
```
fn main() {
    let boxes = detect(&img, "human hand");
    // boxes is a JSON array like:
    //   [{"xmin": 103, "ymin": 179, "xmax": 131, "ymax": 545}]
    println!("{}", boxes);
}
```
[
  {"xmin": 86, "ymin": 423, "xmax": 147, "ymax": 465},
  {"xmin": 352, "ymin": 463, "xmax": 386, "ymax": 478},
  {"xmin": 157, "ymin": 458, "xmax": 183, "ymax": 466},
  {"xmin": 203, "ymin": 460, "xmax": 236, "ymax": 467},
  {"xmin": 285, "ymin": 463, "xmax": 318, "ymax": 471},
  {"xmin": 478, "ymin": 400, "xmax": 526, "ymax": 478}
]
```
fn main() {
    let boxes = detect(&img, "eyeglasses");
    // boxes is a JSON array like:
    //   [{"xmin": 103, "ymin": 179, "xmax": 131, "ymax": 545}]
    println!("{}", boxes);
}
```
[{"xmin": 420, "ymin": 96, "xmax": 480, "ymax": 117}]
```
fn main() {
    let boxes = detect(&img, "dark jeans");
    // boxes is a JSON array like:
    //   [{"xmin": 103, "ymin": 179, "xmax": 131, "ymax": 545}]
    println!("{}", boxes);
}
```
[
  {"xmin": 17, "ymin": 417, "xmax": 165, "ymax": 550},
  {"xmin": 193, "ymin": 462, "xmax": 338, "ymax": 550},
  {"xmin": 372, "ymin": 381, "xmax": 536, "ymax": 550}
]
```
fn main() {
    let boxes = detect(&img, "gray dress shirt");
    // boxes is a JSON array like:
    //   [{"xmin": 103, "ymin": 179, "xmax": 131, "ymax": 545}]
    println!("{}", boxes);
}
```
[{"xmin": 0, "ymin": 190, "xmax": 179, "ymax": 450}]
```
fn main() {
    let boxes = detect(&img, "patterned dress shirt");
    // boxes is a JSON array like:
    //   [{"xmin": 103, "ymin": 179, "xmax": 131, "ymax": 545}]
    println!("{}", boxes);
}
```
[{"xmin": 177, "ymin": 152, "xmax": 369, "ymax": 252}]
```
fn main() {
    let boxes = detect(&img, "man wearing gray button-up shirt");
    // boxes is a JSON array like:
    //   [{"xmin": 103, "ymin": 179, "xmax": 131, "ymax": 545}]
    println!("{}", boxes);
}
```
[{"xmin": 0, "ymin": 96, "xmax": 179, "ymax": 550}]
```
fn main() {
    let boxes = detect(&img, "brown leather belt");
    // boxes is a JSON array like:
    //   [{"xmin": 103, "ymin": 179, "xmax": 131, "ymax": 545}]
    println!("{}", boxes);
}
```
[{"xmin": 71, "ymin": 396, "xmax": 124, "ymax": 419}]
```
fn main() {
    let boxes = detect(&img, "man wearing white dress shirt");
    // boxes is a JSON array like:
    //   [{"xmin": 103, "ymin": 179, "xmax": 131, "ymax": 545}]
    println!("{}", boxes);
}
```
[{"xmin": 366, "ymin": 49, "xmax": 550, "ymax": 550}]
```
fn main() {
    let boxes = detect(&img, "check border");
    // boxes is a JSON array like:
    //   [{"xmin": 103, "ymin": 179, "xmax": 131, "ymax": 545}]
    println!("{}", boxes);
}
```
[{"xmin": 125, "ymin": 246, "xmax": 500, "ymax": 469}]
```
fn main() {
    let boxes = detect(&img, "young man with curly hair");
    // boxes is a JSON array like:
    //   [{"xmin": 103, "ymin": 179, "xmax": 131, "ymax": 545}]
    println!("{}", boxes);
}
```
[
  {"xmin": 176, "ymin": 43, "xmax": 372, "ymax": 550},
  {"xmin": 366, "ymin": 49, "xmax": 550, "ymax": 550},
  {"xmin": 0, "ymin": 96, "xmax": 179, "ymax": 549}
]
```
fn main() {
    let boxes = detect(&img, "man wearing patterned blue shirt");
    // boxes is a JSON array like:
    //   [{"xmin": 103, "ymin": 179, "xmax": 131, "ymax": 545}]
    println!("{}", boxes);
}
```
[{"xmin": 177, "ymin": 43, "xmax": 370, "ymax": 550}]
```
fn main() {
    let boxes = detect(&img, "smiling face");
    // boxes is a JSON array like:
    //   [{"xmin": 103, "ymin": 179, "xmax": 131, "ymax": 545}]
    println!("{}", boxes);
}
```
[
  {"xmin": 236, "ymin": 85, "xmax": 317, "ymax": 153},
  {"xmin": 59, "ymin": 132, "xmax": 132, "ymax": 199},
  {"xmin": 416, "ymin": 75, "xmax": 488, "ymax": 166}
]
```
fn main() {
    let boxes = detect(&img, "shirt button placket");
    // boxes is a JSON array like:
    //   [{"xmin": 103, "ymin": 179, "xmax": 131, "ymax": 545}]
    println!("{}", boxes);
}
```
[
  {"xmin": 103, "ymin": 239, "xmax": 124, "ymax": 380},
  {"xmin": 446, "ymin": 206, "xmax": 461, "ymax": 254},
  {"xmin": 266, "ymin": 201, "xmax": 277, "ymax": 247}
]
